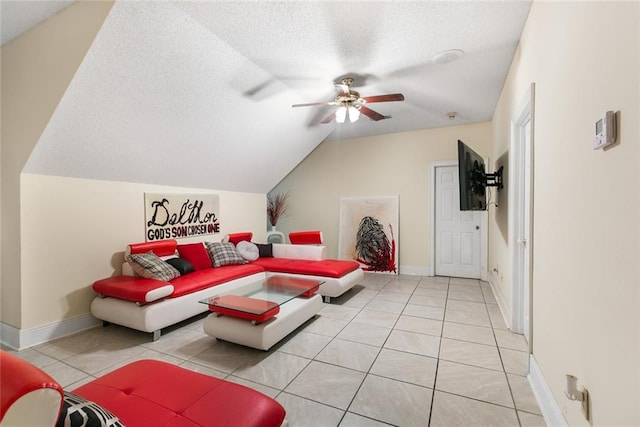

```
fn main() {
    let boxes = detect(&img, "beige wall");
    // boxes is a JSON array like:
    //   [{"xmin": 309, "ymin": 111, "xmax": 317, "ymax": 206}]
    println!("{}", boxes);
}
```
[
  {"xmin": 491, "ymin": 1, "xmax": 639, "ymax": 425},
  {"xmin": 271, "ymin": 122, "xmax": 492, "ymax": 272},
  {"xmin": 19, "ymin": 174, "xmax": 265, "ymax": 330},
  {"xmin": 1, "ymin": 1, "xmax": 114, "ymax": 328}
]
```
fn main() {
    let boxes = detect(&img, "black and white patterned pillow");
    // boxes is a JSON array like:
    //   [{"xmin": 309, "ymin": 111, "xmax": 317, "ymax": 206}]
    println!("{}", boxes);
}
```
[
  {"xmin": 127, "ymin": 251, "xmax": 180, "ymax": 281},
  {"xmin": 56, "ymin": 392, "xmax": 123, "ymax": 427},
  {"xmin": 205, "ymin": 242, "xmax": 247, "ymax": 267}
]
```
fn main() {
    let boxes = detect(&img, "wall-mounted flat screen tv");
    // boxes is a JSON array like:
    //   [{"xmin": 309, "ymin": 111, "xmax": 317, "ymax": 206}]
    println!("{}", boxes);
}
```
[{"xmin": 458, "ymin": 140, "xmax": 487, "ymax": 211}]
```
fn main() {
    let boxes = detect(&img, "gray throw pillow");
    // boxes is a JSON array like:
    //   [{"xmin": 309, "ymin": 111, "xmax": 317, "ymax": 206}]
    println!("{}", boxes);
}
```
[{"xmin": 235, "ymin": 241, "xmax": 260, "ymax": 262}]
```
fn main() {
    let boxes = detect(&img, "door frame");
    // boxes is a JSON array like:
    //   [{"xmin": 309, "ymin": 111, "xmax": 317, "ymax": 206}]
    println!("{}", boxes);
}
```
[
  {"xmin": 509, "ymin": 83, "xmax": 535, "ymax": 342},
  {"xmin": 429, "ymin": 160, "xmax": 488, "ymax": 280}
]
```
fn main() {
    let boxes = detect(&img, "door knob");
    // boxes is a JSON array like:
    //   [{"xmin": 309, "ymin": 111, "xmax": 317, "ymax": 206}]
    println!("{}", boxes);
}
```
[{"xmin": 475, "ymin": 226, "xmax": 480, "ymax": 230}]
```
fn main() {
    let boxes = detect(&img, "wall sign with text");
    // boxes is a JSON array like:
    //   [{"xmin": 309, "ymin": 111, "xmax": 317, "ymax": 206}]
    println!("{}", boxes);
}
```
[{"xmin": 145, "ymin": 193, "xmax": 220, "ymax": 241}]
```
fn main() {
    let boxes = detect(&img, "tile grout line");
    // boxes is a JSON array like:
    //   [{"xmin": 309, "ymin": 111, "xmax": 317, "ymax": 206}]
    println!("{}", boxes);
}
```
[
  {"xmin": 273, "ymin": 273, "xmax": 395, "ymax": 424},
  {"xmin": 333, "ymin": 274, "xmax": 407, "ymax": 425},
  {"xmin": 482, "ymin": 280, "xmax": 523, "ymax": 427},
  {"xmin": 270, "ymin": 303, "xmax": 358, "ymax": 407},
  {"xmin": 328, "ymin": 275, "xmax": 427, "ymax": 424},
  {"xmin": 427, "ymin": 275, "xmax": 451, "ymax": 427}
]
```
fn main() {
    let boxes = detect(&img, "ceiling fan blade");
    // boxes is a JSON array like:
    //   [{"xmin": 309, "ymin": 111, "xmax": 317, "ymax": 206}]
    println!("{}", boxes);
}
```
[
  {"xmin": 292, "ymin": 101, "xmax": 334, "ymax": 108},
  {"xmin": 320, "ymin": 110, "xmax": 337, "ymax": 124},
  {"xmin": 360, "ymin": 93, "xmax": 405, "ymax": 103},
  {"xmin": 358, "ymin": 105, "xmax": 387, "ymax": 121}
]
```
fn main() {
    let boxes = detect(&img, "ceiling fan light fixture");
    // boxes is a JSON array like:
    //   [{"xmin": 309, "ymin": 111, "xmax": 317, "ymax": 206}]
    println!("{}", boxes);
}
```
[
  {"xmin": 336, "ymin": 106, "xmax": 347, "ymax": 123},
  {"xmin": 291, "ymin": 77, "xmax": 405, "ymax": 124},
  {"xmin": 348, "ymin": 106, "xmax": 360, "ymax": 122}
]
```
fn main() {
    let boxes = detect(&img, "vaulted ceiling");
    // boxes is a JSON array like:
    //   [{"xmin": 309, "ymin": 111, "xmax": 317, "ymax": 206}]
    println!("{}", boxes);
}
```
[{"xmin": 3, "ymin": 1, "xmax": 532, "ymax": 193}]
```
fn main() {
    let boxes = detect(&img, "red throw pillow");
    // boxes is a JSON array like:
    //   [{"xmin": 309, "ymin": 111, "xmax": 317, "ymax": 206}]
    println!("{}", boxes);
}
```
[{"xmin": 177, "ymin": 243, "xmax": 212, "ymax": 270}]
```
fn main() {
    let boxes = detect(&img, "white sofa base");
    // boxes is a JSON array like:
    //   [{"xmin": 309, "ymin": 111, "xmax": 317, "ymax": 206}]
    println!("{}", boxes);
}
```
[
  {"xmin": 91, "ymin": 273, "xmax": 266, "ymax": 340},
  {"xmin": 203, "ymin": 294, "xmax": 323, "ymax": 350}
]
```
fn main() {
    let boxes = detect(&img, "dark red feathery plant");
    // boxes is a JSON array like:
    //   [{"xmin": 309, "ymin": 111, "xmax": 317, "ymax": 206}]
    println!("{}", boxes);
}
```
[
  {"xmin": 267, "ymin": 192, "xmax": 289, "ymax": 226},
  {"xmin": 354, "ymin": 216, "xmax": 397, "ymax": 273}
]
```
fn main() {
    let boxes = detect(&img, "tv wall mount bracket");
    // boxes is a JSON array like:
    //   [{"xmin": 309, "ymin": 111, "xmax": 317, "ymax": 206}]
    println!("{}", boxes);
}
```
[{"xmin": 484, "ymin": 166, "xmax": 504, "ymax": 190}]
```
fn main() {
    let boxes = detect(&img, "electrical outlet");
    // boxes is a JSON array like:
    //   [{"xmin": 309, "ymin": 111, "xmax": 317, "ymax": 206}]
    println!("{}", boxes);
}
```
[{"xmin": 490, "ymin": 266, "xmax": 503, "ymax": 282}]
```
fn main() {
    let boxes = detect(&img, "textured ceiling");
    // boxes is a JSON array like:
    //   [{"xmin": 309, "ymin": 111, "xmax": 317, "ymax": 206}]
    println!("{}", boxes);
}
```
[
  {"xmin": 14, "ymin": 1, "xmax": 532, "ymax": 193},
  {"xmin": 0, "ymin": 0, "xmax": 74, "ymax": 45}
]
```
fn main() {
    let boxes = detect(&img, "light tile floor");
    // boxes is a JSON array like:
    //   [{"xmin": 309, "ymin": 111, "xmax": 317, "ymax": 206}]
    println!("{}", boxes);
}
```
[{"xmin": 9, "ymin": 274, "xmax": 545, "ymax": 426}]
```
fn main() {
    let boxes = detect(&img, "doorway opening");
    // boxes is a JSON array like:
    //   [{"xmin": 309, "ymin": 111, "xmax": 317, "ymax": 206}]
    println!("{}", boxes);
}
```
[{"xmin": 509, "ymin": 83, "xmax": 535, "ymax": 344}]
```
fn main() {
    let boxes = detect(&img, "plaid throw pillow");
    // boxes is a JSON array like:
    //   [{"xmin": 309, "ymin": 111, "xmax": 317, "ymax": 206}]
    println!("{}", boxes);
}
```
[
  {"xmin": 128, "ymin": 251, "xmax": 180, "ymax": 281},
  {"xmin": 205, "ymin": 242, "xmax": 247, "ymax": 267}
]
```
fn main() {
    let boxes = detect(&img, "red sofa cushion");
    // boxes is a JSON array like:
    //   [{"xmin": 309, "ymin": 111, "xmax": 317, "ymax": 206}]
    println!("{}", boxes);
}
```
[
  {"xmin": 93, "ymin": 265, "xmax": 266, "ymax": 302},
  {"xmin": 253, "ymin": 258, "xmax": 360, "ymax": 278},
  {"xmin": 73, "ymin": 360, "xmax": 285, "ymax": 427},
  {"xmin": 93, "ymin": 276, "xmax": 173, "ymax": 304},
  {"xmin": 169, "ymin": 264, "xmax": 265, "ymax": 297}
]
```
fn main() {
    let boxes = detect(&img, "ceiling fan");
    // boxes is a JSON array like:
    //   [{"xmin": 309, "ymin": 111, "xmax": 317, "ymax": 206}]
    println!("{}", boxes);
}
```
[{"xmin": 292, "ymin": 77, "xmax": 405, "ymax": 124}]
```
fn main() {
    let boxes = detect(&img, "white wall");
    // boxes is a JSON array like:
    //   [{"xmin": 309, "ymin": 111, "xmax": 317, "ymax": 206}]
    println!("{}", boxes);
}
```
[
  {"xmin": 19, "ymin": 174, "xmax": 266, "ymax": 330},
  {"xmin": 490, "ymin": 1, "xmax": 639, "ymax": 425},
  {"xmin": 271, "ymin": 122, "xmax": 492, "ymax": 274}
]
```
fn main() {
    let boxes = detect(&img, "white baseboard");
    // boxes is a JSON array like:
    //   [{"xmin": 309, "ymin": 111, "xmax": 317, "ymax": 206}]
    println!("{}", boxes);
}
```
[
  {"xmin": 487, "ymin": 270, "xmax": 512, "ymax": 330},
  {"xmin": 0, "ymin": 322, "xmax": 20, "ymax": 350},
  {"xmin": 528, "ymin": 354, "xmax": 567, "ymax": 427},
  {"xmin": 1, "ymin": 314, "xmax": 101, "ymax": 350},
  {"xmin": 398, "ymin": 265, "xmax": 431, "ymax": 276}
]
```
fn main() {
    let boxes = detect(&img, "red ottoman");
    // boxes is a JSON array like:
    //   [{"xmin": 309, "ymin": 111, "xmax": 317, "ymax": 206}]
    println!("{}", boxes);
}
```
[
  {"xmin": 74, "ymin": 359, "xmax": 286, "ymax": 427},
  {"xmin": 1, "ymin": 351, "xmax": 286, "ymax": 427}
]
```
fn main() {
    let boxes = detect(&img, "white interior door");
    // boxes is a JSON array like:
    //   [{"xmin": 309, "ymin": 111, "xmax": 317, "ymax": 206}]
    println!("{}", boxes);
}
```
[{"xmin": 434, "ymin": 165, "xmax": 483, "ymax": 279}]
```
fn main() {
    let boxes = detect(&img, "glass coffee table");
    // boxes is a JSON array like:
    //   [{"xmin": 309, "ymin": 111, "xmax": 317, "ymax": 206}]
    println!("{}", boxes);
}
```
[{"xmin": 200, "ymin": 276, "xmax": 324, "ymax": 350}]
